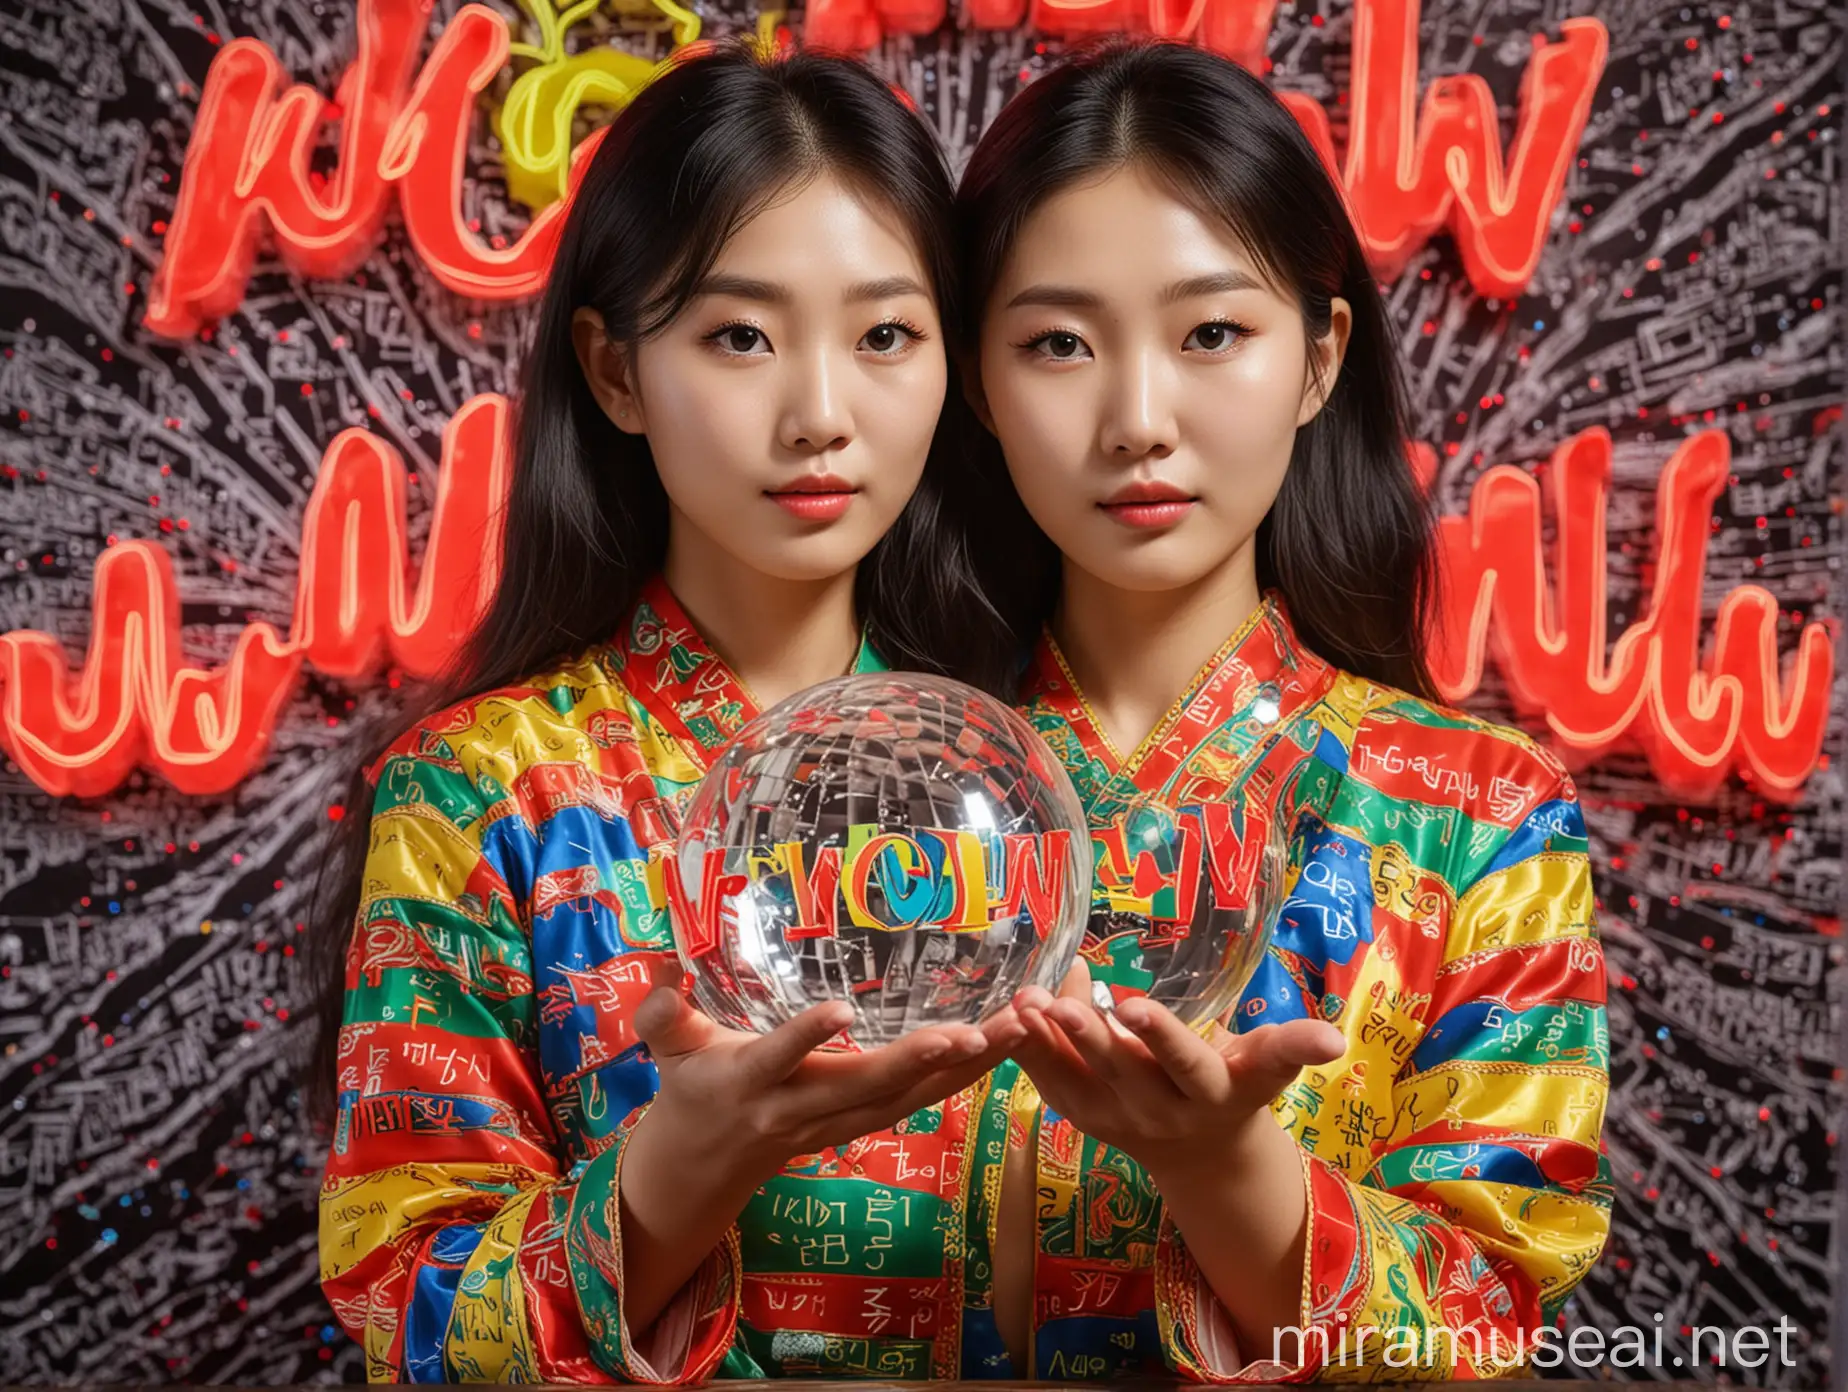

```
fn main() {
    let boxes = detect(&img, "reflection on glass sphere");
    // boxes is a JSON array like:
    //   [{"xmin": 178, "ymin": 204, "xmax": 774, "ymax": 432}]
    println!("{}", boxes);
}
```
[
  {"xmin": 1084, "ymin": 793, "xmax": 1290, "ymax": 1028},
  {"xmin": 668, "ymin": 673, "xmax": 1090, "ymax": 1046}
]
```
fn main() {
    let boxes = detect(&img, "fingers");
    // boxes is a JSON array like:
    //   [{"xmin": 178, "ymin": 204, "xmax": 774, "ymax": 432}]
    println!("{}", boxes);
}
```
[
  {"xmin": 797, "ymin": 1018, "xmax": 1026, "ymax": 1149},
  {"xmin": 979, "ymin": 1004, "xmax": 1029, "ymax": 1052},
  {"xmin": 735, "ymin": 1000, "xmax": 857, "ymax": 1088},
  {"xmin": 1055, "ymin": 956, "xmax": 1093, "ymax": 1003},
  {"xmin": 1223, "ymin": 1018, "xmax": 1347, "ymax": 1098},
  {"xmin": 1014, "ymin": 983, "xmax": 1058, "ymax": 1015},
  {"xmin": 839, "ymin": 1045, "xmax": 1010, "ymax": 1132},
  {"xmin": 645, "ymin": 955, "xmax": 683, "ymax": 992},
  {"xmin": 1049, "ymin": 990, "xmax": 1145, "ymax": 1079},
  {"xmin": 1008, "ymin": 1000, "xmax": 1093, "ymax": 1117},
  {"xmin": 633, "ymin": 982, "xmax": 720, "ymax": 1060},
  {"xmin": 1115, "ymin": 997, "xmax": 1230, "ymax": 1103},
  {"xmin": 805, "ymin": 1022, "xmax": 989, "ymax": 1100}
]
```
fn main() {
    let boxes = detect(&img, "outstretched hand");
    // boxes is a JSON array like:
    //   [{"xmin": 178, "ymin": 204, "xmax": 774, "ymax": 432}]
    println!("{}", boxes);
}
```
[
  {"xmin": 1010, "ymin": 958, "xmax": 1345, "ymax": 1172},
  {"xmin": 634, "ymin": 959, "xmax": 1025, "ymax": 1171}
]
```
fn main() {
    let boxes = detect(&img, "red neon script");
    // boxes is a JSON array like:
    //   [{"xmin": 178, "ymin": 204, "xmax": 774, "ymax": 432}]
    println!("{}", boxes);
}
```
[
  {"xmin": 1420, "ymin": 428, "xmax": 1832, "ymax": 803},
  {"xmin": 0, "ymin": 396, "xmax": 509, "ymax": 796},
  {"xmin": 0, "ymin": 406, "xmax": 1828, "ymax": 802},
  {"xmin": 144, "ymin": 0, "xmax": 1604, "ymax": 340}
]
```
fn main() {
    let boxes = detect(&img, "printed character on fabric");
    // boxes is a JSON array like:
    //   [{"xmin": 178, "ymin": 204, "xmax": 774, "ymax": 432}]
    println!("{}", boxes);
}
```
[
  {"xmin": 321, "ymin": 578, "xmax": 1609, "ymax": 1384},
  {"xmin": 1012, "ymin": 596, "xmax": 1612, "ymax": 1382},
  {"xmin": 323, "ymin": 575, "xmax": 994, "ymax": 1385}
]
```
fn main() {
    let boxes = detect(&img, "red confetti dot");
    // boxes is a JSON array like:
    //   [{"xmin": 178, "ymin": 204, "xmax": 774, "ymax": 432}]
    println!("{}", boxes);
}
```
[
  {"xmin": 301, "ymin": 383, "xmax": 314, "ymax": 397},
  {"xmin": 1718, "ymin": 14, "xmax": 1731, "ymax": 27},
  {"xmin": 328, "ymin": 804, "xmax": 346, "ymax": 822}
]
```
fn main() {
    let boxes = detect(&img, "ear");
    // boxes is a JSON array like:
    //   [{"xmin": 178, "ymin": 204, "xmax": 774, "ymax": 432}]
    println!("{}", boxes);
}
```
[
  {"xmin": 959, "ymin": 356, "xmax": 997, "ymax": 437},
  {"xmin": 572, "ymin": 307, "xmax": 647, "ymax": 435},
  {"xmin": 1296, "ymin": 295, "xmax": 1352, "ymax": 428}
]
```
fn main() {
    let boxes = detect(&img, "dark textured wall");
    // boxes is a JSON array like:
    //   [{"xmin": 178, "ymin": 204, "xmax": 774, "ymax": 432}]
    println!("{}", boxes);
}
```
[{"xmin": 0, "ymin": 0, "xmax": 1840, "ymax": 1383}]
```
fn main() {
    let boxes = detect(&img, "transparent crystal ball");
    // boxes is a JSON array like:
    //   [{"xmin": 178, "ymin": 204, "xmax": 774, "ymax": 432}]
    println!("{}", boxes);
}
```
[
  {"xmin": 1084, "ymin": 793, "xmax": 1290, "ymax": 1029},
  {"xmin": 667, "ymin": 673, "xmax": 1091, "ymax": 1046}
]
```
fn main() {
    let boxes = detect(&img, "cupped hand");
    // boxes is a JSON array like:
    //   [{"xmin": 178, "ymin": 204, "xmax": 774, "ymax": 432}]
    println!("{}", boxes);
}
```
[
  {"xmin": 634, "ymin": 959, "xmax": 1026, "ymax": 1174},
  {"xmin": 1010, "ymin": 958, "xmax": 1345, "ymax": 1172}
]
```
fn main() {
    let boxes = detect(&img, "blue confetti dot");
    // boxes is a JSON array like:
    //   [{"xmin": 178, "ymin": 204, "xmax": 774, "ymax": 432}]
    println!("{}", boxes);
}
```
[
  {"xmin": 1533, "ymin": 320, "xmax": 1545, "ymax": 330},
  {"xmin": 101, "ymin": 1229, "xmax": 117, "ymax": 1245},
  {"xmin": 321, "ymin": 1325, "xmax": 338, "ymax": 1342},
  {"xmin": 1656, "ymin": 1026, "xmax": 1671, "ymax": 1041},
  {"xmin": 107, "ymin": 902, "xmax": 121, "ymax": 914},
  {"xmin": 236, "ymin": 1177, "xmax": 251, "ymax": 1191},
  {"xmin": 119, "ymin": 1195, "xmax": 132, "ymax": 1207}
]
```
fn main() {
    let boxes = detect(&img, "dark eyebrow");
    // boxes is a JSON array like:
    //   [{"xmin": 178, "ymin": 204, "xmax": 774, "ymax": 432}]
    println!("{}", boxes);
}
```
[
  {"xmin": 692, "ymin": 274, "xmax": 788, "ymax": 303},
  {"xmin": 1004, "ymin": 284, "xmax": 1103, "ymax": 311},
  {"xmin": 846, "ymin": 275, "xmax": 930, "ymax": 303},
  {"xmin": 1162, "ymin": 270, "xmax": 1266, "ymax": 303},
  {"xmin": 693, "ymin": 273, "xmax": 929, "ymax": 304},
  {"xmin": 1004, "ymin": 271, "xmax": 1265, "ymax": 312}
]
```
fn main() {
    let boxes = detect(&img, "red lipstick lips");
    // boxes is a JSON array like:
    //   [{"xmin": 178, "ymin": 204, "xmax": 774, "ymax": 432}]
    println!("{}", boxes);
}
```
[
  {"xmin": 767, "ymin": 473, "xmax": 858, "ymax": 522},
  {"xmin": 1099, "ymin": 478, "xmax": 1196, "ymax": 530}
]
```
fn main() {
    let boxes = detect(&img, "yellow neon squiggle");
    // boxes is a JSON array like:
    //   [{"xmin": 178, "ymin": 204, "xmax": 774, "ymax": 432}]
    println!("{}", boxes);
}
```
[{"xmin": 494, "ymin": 0, "xmax": 701, "ymax": 211}]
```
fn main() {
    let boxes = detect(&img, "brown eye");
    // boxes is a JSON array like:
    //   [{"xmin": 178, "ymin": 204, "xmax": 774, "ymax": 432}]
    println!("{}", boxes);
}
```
[
  {"xmin": 862, "ymin": 323, "xmax": 916, "ymax": 353},
  {"xmin": 1183, "ymin": 322, "xmax": 1246, "ymax": 352},
  {"xmin": 1020, "ymin": 329, "xmax": 1092, "ymax": 362},
  {"xmin": 722, "ymin": 325, "xmax": 764, "ymax": 353}
]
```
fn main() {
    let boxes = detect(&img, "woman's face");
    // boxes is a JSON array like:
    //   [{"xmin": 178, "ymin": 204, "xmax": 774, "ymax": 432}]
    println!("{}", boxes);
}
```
[
  {"xmin": 575, "ymin": 172, "xmax": 947, "ymax": 583},
  {"xmin": 977, "ymin": 163, "xmax": 1347, "ymax": 596}
]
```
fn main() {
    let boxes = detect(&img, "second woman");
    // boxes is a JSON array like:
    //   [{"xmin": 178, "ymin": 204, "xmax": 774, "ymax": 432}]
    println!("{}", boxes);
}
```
[{"xmin": 963, "ymin": 40, "xmax": 1613, "ymax": 1384}]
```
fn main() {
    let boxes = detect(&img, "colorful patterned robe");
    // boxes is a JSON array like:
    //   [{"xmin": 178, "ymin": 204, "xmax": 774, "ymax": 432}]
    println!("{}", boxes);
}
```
[
  {"xmin": 320, "ymin": 579, "xmax": 1611, "ymax": 1383},
  {"xmin": 1007, "ymin": 597, "xmax": 1613, "ymax": 1380}
]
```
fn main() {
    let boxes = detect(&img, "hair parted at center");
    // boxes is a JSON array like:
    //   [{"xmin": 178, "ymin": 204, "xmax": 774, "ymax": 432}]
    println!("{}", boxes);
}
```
[{"xmin": 957, "ymin": 37, "xmax": 1438, "ymax": 698}]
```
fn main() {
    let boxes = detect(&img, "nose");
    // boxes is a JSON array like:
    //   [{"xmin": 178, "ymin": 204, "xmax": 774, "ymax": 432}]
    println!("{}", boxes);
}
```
[
  {"xmin": 1098, "ymin": 345, "xmax": 1177, "ymax": 460},
  {"xmin": 778, "ymin": 345, "xmax": 853, "ymax": 454}
]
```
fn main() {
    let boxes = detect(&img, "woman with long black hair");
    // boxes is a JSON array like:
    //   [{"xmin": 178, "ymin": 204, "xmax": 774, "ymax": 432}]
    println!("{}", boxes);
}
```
[
  {"xmin": 960, "ymin": 40, "xmax": 1613, "ymax": 1382},
  {"xmin": 309, "ymin": 43, "xmax": 1024, "ymax": 1382}
]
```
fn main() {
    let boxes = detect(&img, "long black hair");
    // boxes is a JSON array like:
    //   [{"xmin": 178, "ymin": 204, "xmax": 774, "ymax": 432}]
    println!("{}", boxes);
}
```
[
  {"xmin": 305, "ymin": 42, "xmax": 1015, "ymax": 1126},
  {"xmin": 956, "ymin": 38, "xmax": 1437, "ymax": 697}
]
